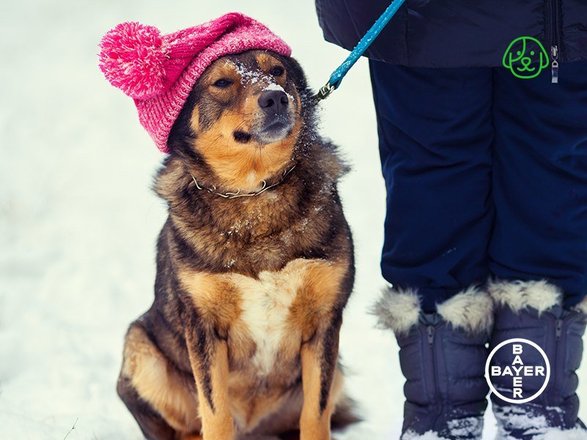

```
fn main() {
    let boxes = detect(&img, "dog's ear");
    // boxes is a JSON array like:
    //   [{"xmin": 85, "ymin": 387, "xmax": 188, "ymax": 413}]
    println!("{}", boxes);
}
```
[
  {"xmin": 282, "ymin": 56, "xmax": 308, "ymax": 89},
  {"xmin": 280, "ymin": 56, "xmax": 314, "ymax": 100},
  {"xmin": 278, "ymin": 55, "xmax": 319, "ymax": 124},
  {"xmin": 167, "ymin": 87, "xmax": 200, "ymax": 159}
]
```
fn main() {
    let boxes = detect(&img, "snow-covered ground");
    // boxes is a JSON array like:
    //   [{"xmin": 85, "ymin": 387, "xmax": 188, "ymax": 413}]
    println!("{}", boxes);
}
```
[{"xmin": 1, "ymin": 1, "xmax": 585, "ymax": 439}]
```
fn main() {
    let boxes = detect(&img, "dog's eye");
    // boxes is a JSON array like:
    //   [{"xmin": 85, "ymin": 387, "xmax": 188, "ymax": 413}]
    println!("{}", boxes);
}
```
[
  {"xmin": 213, "ymin": 78, "xmax": 233, "ymax": 88},
  {"xmin": 269, "ymin": 66, "xmax": 284, "ymax": 77}
]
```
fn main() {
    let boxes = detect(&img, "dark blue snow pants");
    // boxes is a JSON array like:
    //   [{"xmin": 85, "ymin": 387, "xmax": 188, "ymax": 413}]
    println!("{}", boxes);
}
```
[{"xmin": 370, "ymin": 60, "xmax": 587, "ymax": 313}]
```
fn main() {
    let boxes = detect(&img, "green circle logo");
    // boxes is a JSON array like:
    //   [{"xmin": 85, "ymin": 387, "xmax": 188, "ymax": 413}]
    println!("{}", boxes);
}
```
[{"xmin": 502, "ymin": 36, "xmax": 549, "ymax": 79}]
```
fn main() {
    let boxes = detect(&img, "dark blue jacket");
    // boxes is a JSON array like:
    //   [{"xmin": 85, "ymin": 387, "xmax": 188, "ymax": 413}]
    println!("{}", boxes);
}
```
[{"xmin": 315, "ymin": 0, "xmax": 587, "ymax": 67}]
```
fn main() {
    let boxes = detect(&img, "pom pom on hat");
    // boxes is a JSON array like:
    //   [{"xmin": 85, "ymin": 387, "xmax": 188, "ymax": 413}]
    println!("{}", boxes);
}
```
[{"xmin": 99, "ymin": 22, "xmax": 168, "ymax": 100}]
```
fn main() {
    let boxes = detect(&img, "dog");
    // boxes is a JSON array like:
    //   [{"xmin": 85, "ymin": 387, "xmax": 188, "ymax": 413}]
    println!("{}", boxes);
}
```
[{"xmin": 116, "ymin": 49, "xmax": 357, "ymax": 440}]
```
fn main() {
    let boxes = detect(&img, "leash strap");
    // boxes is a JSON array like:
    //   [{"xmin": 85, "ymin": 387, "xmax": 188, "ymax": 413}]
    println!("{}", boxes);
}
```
[{"xmin": 314, "ymin": 0, "xmax": 406, "ymax": 101}]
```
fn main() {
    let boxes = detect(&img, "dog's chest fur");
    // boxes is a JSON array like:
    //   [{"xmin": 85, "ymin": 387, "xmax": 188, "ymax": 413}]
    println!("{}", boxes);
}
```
[
  {"xmin": 235, "ymin": 264, "xmax": 304, "ymax": 374},
  {"xmin": 180, "ymin": 257, "xmax": 344, "ymax": 376}
]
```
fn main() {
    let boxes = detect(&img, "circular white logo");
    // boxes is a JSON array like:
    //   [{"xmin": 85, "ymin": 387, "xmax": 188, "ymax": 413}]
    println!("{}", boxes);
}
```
[{"xmin": 484, "ymin": 338, "xmax": 550, "ymax": 404}]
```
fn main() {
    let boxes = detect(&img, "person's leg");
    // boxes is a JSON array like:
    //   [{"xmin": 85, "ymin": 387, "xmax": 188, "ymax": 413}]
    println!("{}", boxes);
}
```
[
  {"xmin": 370, "ymin": 61, "xmax": 494, "ymax": 313},
  {"xmin": 489, "ymin": 60, "xmax": 587, "ymax": 438},
  {"xmin": 370, "ymin": 61, "xmax": 494, "ymax": 439}
]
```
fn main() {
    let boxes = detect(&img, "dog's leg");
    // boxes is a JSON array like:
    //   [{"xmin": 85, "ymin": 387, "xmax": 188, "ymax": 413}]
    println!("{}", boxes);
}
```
[
  {"xmin": 287, "ymin": 260, "xmax": 349, "ymax": 440},
  {"xmin": 186, "ymin": 323, "xmax": 235, "ymax": 440},
  {"xmin": 117, "ymin": 374, "xmax": 176, "ymax": 440},
  {"xmin": 299, "ymin": 318, "xmax": 343, "ymax": 440},
  {"xmin": 118, "ymin": 322, "xmax": 201, "ymax": 440}
]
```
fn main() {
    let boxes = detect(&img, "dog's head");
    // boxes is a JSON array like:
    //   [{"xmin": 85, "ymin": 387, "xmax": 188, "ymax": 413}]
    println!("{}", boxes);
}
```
[
  {"xmin": 168, "ymin": 50, "xmax": 313, "ymax": 191},
  {"xmin": 502, "ymin": 36, "xmax": 549, "ymax": 79}
]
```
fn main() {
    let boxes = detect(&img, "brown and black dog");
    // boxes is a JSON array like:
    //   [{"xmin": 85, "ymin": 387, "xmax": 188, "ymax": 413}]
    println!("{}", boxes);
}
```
[{"xmin": 116, "ymin": 50, "xmax": 356, "ymax": 440}]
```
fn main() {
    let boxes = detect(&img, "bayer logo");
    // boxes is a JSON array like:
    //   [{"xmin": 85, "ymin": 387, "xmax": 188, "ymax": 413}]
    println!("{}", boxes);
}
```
[{"xmin": 485, "ymin": 338, "xmax": 551, "ymax": 404}]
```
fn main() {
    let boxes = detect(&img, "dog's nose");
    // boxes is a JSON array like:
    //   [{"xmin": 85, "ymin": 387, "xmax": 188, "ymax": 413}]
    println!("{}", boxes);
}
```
[{"xmin": 258, "ymin": 90, "xmax": 289, "ymax": 112}]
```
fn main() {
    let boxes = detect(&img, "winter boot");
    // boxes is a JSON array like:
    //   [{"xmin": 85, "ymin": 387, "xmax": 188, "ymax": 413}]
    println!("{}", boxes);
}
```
[
  {"xmin": 488, "ymin": 280, "xmax": 587, "ymax": 439},
  {"xmin": 373, "ymin": 286, "xmax": 494, "ymax": 440}
]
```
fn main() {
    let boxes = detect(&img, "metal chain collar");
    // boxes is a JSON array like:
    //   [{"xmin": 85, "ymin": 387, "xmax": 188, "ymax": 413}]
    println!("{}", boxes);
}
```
[{"xmin": 189, "ymin": 163, "xmax": 297, "ymax": 199}]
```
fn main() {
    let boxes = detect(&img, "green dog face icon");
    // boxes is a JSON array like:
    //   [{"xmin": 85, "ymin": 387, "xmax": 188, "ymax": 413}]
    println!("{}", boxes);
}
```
[{"xmin": 502, "ymin": 36, "xmax": 549, "ymax": 79}]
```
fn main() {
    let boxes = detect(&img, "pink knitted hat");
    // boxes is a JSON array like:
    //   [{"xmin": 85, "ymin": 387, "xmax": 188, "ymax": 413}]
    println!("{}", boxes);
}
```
[{"xmin": 99, "ymin": 13, "xmax": 291, "ymax": 153}]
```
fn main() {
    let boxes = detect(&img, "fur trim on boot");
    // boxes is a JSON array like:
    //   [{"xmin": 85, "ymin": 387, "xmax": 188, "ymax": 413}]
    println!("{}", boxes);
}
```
[
  {"xmin": 575, "ymin": 296, "xmax": 587, "ymax": 316},
  {"xmin": 371, "ymin": 287, "xmax": 420, "ymax": 335},
  {"xmin": 372, "ymin": 286, "xmax": 493, "ymax": 335},
  {"xmin": 437, "ymin": 286, "xmax": 493, "ymax": 334},
  {"xmin": 488, "ymin": 279, "xmax": 561, "ymax": 314}
]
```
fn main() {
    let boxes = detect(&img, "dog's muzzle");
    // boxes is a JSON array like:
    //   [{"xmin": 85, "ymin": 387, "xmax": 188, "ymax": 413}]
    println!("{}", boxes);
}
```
[{"xmin": 254, "ymin": 90, "xmax": 295, "ymax": 144}]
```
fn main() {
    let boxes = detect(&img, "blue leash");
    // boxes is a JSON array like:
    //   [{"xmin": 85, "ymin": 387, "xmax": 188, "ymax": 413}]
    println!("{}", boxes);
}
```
[{"xmin": 314, "ymin": 0, "xmax": 406, "ymax": 101}]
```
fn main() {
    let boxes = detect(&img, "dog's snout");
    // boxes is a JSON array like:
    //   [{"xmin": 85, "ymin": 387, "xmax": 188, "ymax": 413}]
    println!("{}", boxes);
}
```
[{"xmin": 258, "ymin": 90, "xmax": 289, "ymax": 112}]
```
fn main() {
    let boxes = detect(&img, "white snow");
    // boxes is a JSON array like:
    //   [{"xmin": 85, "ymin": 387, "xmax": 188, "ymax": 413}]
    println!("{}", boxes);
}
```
[
  {"xmin": 402, "ymin": 431, "xmax": 448, "ymax": 440},
  {"xmin": 542, "ymin": 428, "xmax": 587, "ymax": 440},
  {"xmin": 494, "ymin": 405, "xmax": 587, "ymax": 439},
  {"xmin": 263, "ymin": 83, "xmax": 285, "ymax": 92},
  {"xmin": 263, "ymin": 82, "xmax": 293, "ymax": 102},
  {"xmin": 1, "ymin": 1, "xmax": 586, "ymax": 439},
  {"xmin": 235, "ymin": 62, "xmax": 265, "ymax": 84}
]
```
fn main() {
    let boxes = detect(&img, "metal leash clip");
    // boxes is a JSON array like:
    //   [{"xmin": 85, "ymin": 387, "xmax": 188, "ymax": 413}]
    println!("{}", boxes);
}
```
[{"xmin": 314, "ymin": 82, "xmax": 337, "ymax": 102}]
